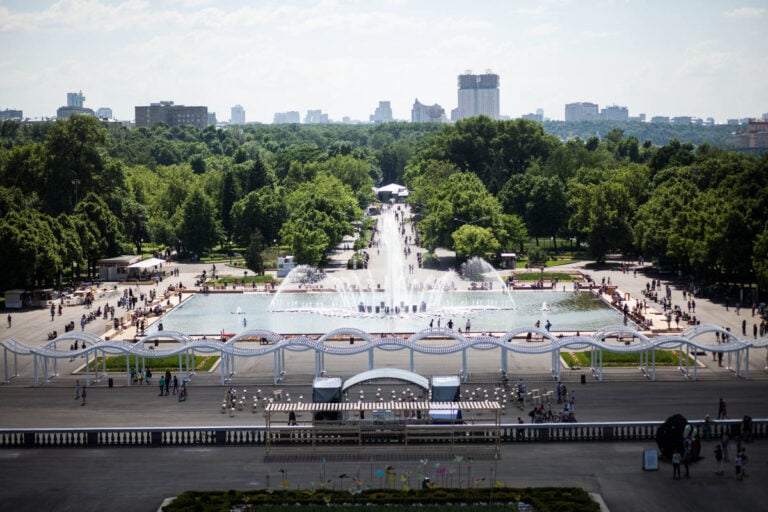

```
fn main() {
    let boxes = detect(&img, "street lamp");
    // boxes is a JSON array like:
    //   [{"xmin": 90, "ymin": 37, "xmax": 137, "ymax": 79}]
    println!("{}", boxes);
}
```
[
  {"xmin": 453, "ymin": 216, "xmax": 489, "ymax": 226},
  {"xmin": 71, "ymin": 179, "xmax": 81, "ymax": 205}
]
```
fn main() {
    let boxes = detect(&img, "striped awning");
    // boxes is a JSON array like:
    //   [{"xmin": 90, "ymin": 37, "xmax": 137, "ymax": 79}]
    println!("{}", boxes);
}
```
[{"xmin": 265, "ymin": 400, "xmax": 500, "ymax": 413}]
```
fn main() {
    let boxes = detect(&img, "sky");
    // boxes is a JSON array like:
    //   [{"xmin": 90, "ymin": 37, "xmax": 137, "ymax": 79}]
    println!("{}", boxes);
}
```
[{"xmin": 0, "ymin": 0, "xmax": 766, "ymax": 123}]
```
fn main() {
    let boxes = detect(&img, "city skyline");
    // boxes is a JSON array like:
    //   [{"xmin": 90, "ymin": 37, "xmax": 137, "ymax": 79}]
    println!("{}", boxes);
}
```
[{"xmin": 0, "ymin": 0, "xmax": 766, "ymax": 123}]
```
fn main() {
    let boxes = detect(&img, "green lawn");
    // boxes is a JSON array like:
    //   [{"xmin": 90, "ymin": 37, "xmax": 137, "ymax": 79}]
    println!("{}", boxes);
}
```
[
  {"xmin": 163, "ymin": 487, "xmax": 599, "ymax": 512},
  {"xmin": 86, "ymin": 354, "xmax": 218, "ymax": 373},
  {"xmin": 512, "ymin": 272, "xmax": 574, "ymax": 282},
  {"xmin": 561, "ymin": 349, "xmax": 694, "ymax": 368},
  {"xmin": 212, "ymin": 275, "xmax": 277, "ymax": 285}
]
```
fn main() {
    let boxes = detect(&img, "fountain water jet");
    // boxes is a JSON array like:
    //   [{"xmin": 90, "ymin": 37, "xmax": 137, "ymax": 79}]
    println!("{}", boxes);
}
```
[{"xmin": 268, "ymin": 207, "xmax": 516, "ymax": 317}]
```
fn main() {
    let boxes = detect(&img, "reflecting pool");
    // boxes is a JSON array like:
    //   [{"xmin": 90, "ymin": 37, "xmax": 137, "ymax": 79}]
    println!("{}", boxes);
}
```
[{"xmin": 148, "ymin": 290, "xmax": 624, "ymax": 336}]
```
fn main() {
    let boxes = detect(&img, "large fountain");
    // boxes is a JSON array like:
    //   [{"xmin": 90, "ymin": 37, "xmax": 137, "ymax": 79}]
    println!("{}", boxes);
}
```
[
  {"xmin": 151, "ymin": 205, "xmax": 623, "ymax": 335},
  {"xmin": 267, "ymin": 206, "xmax": 516, "ymax": 318}
]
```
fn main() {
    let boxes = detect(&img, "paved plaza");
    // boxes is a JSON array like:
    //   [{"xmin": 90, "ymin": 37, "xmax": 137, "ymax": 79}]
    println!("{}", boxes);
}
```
[{"xmin": 1, "ymin": 207, "xmax": 767, "ymax": 511}]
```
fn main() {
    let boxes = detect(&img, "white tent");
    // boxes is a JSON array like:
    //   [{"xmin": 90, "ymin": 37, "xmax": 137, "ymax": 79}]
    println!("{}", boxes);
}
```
[{"xmin": 126, "ymin": 257, "xmax": 166, "ymax": 270}]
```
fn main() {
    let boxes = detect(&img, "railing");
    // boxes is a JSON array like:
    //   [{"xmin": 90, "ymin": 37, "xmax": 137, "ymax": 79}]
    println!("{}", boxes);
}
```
[{"xmin": 1, "ymin": 419, "xmax": 764, "ymax": 449}]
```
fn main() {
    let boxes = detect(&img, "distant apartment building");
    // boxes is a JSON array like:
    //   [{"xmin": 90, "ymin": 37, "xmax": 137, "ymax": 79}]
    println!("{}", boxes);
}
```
[
  {"xmin": 601, "ymin": 105, "xmax": 629, "ymax": 121},
  {"xmin": 729, "ymin": 119, "xmax": 768, "ymax": 149},
  {"xmin": 304, "ymin": 109, "xmax": 329, "ymax": 124},
  {"xmin": 370, "ymin": 101, "xmax": 393, "ymax": 123},
  {"xmin": 273, "ymin": 111, "xmax": 301, "ymax": 124},
  {"xmin": 651, "ymin": 116, "xmax": 670, "ymax": 124},
  {"xmin": 134, "ymin": 101, "xmax": 208, "ymax": 129},
  {"xmin": 0, "ymin": 109, "xmax": 23, "ymax": 121},
  {"xmin": 564, "ymin": 102, "xmax": 599, "ymax": 122},
  {"xmin": 67, "ymin": 91, "xmax": 85, "ymax": 108},
  {"xmin": 452, "ymin": 72, "xmax": 500, "ymax": 121},
  {"xmin": 411, "ymin": 99, "xmax": 446, "ymax": 123},
  {"xmin": 96, "ymin": 107, "xmax": 112, "ymax": 120},
  {"xmin": 57, "ymin": 91, "xmax": 95, "ymax": 119},
  {"xmin": 763, "ymin": 113, "xmax": 768, "ymax": 121},
  {"xmin": 629, "ymin": 113, "xmax": 646, "ymax": 122},
  {"xmin": 207, "ymin": 112, "xmax": 217, "ymax": 126},
  {"xmin": 672, "ymin": 116, "xmax": 693, "ymax": 125},
  {"xmin": 230, "ymin": 104, "xmax": 245, "ymax": 125},
  {"xmin": 522, "ymin": 108, "xmax": 544, "ymax": 123}
]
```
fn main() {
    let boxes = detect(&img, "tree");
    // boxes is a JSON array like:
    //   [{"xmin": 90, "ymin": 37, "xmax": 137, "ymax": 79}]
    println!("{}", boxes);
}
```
[
  {"xmin": 568, "ymin": 181, "xmax": 633, "ymax": 263},
  {"xmin": 498, "ymin": 174, "xmax": 568, "ymax": 248},
  {"xmin": 122, "ymin": 198, "xmax": 149, "ymax": 254},
  {"xmin": 177, "ymin": 189, "xmax": 222, "ymax": 256},
  {"xmin": 230, "ymin": 186, "xmax": 286, "ymax": 247},
  {"xmin": 754, "ymin": 222, "xmax": 768, "ymax": 289},
  {"xmin": 244, "ymin": 229, "xmax": 265, "ymax": 275},
  {"xmin": 74, "ymin": 193, "xmax": 123, "ymax": 277},
  {"xmin": 43, "ymin": 115, "xmax": 108, "ymax": 214},
  {"xmin": 279, "ymin": 174, "xmax": 359, "ymax": 265},
  {"xmin": 418, "ymin": 172, "xmax": 504, "ymax": 251},
  {"xmin": 0, "ymin": 209, "xmax": 62, "ymax": 288},
  {"xmin": 452, "ymin": 225, "xmax": 500, "ymax": 261}
]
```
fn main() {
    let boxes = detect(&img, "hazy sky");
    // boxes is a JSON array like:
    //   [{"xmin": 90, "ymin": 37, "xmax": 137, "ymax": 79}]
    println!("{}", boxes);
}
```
[{"xmin": 1, "ymin": 0, "xmax": 766, "ymax": 123}]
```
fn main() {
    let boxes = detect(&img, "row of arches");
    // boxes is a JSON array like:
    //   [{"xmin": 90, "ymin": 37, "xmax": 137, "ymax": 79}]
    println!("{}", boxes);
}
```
[{"xmin": 2, "ymin": 324, "xmax": 766, "ymax": 386}]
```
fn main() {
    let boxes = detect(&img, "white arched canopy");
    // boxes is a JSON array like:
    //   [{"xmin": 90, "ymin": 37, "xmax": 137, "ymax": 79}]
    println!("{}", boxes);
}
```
[{"xmin": 342, "ymin": 368, "xmax": 429, "ymax": 393}]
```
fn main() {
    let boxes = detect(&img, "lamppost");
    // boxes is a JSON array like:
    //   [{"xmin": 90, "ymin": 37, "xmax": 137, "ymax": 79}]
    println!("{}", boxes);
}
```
[
  {"xmin": 453, "ymin": 216, "xmax": 489, "ymax": 226},
  {"xmin": 71, "ymin": 179, "xmax": 81, "ymax": 206}
]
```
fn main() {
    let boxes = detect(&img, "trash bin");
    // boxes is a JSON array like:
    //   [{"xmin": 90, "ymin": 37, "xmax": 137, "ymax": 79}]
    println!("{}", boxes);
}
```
[
  {"xmin": 108, "ymin": 377, "xmax": 114, "ymax": 388},
  {"xmin": 580, "ymin": 374, "xmax": 586, "ymax": 385}
]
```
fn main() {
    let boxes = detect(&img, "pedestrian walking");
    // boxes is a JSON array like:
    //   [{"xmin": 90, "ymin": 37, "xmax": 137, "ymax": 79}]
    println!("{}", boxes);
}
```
[
  {"xmin": 164, "ymin": 370, "xmax": 171, "ymax": 395},
  {"xmin": 741, "ymin": 449, "xmax": 748, "ymax": 477},
  {"xmin": 50, "ymin": 304, "xmax": 55, "ymax": 321},
  {"xmin": 672, "ymin": 449, "xmax": 681, "ymax": 480},
  {"xmin": 145, "ymin": 369, "xmax": 152, "ymax": 386},
  {"xmin": 735, "ymin": 451, "xmax": 743, "ymax": 480},
  {"xmin": 718, "ymin": 397, "xmax": 727, "ymax": 419},
  {"xmin": 6, "ymin": 313, "xmax": 10, "ymax": 328},
  {"xmin": 714, "ymin": 444, "xmax": 723, "ymax": 475},
  {"xmin": 682, "ymin": 438, "xmax": 692, "ymax": 478},
  {"xmin": 81, "ymin": 385, "xmax": 86, "ymax": 406},
  {"xmin": 172, "ymin": 375, "xmax": 179, "ymax": 395},
  {"xmin": 158, "ymin": 376, "xmax": 165, "ymax": 396},
  {"xmin": 74, "ymin": 380, "xmax": 81, "ymax": 400}
]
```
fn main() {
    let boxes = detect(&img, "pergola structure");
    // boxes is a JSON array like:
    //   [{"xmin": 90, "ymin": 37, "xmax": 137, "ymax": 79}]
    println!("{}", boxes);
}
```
[
  {"xmin": 2, "ymin": 325, "xmax": 767, "ymax": 386},
  {"xmin": 264, "ymin": 399, "xmax": 501, "ymax": 455}
]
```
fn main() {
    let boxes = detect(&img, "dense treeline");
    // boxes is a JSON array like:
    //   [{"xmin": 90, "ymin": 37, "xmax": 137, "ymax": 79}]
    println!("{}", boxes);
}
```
[
  {"xmin": 542, "ymin": 120, "xmax": 737, "ymax": 148},
  {"xmin": 0, "ymin": 116, "xmax": 766, "ymax": 294}
]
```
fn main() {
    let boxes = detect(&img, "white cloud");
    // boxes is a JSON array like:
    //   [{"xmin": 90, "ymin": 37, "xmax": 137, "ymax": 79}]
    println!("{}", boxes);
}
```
[
  {"xmin": 527, "ymin": 23, "xmax": 559, "ymax": 37},
  {"xmin": 680, "ymin": 41, "xmax": 734, "ymax": 76},
  {"xmin": 724, "ymin": 7, "xmax": 766, "ymax": 18},
  {"xmin": 580, "ymin": 30, "xmax": 618, "ymax": 39}
]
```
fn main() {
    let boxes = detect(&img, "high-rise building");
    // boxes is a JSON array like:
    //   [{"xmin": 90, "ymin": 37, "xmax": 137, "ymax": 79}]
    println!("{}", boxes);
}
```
[
  {"xmin": 601, "ymin": 105, "xmax": 629, "ymax": 121},
  {"xmin": 96, "ymin": 107, "xmax": 112, "ymax": 120},
  {"xmin": 57, "ymin": 91, "xmax": 95, "ymax": 119},
  {"xmin": 67, "ymin": 91, "xmax": 85, "ymax": 108},
  {"xmin": 304, "ymin": 109, "xmax": 329, "ymax": 124},
  {"xmin": 370, "ymin": 101, "xmax": 393, "ymax": 123},
  {"xmin": 207, "ymin": 112, "xmax": 217, "ymax": 126},
  {"xmin": 134, "ymin": 101, "xmax": 208, "ymax": 129},
  {"xmin": 0, "ymin": 109, "xmax": 23, "ymax": 121},
  {"xmin": 564, "ymin": 102, "xmax": 599, "ymax": 122},
  {"xmin": 231, "ymin": 105, "xmax": 245, "ymax": 125},
  {"xmin": 411, "ymin": 99, "xmax": 446, "ymax": 123},
  {"xmin": 453, "ymin": 71, "xmax": 500, "ymax": 121},
  {"xmin": 273, "ymin": 111, "xmax": 301, "ymax": 124},
  {"xmin": 522, "ymin": 108, "xmax": 544, "ymax": 123}
]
